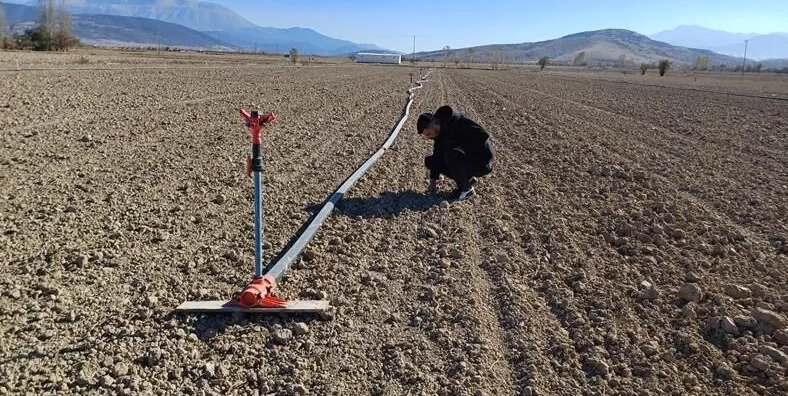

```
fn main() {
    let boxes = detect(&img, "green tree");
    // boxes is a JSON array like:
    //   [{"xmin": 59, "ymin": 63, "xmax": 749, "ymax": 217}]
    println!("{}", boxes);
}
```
[
  {"xmin": 640, "ymin": 63, "xmax": 649, "ymax": 75},
  {"xmin": 538, "ymin": 57, "xmax": 548, "ymax": 70},
  {"xmin": 658, "ymin": 59, "xmax": 671, "ymax": 76},
  {"xmin": 289, "ymin": 48, "xmax": 298, "ymax": 65},
  {"xmin": 753, "ymin": 63, "xmax": 763, "ymax": 73}
]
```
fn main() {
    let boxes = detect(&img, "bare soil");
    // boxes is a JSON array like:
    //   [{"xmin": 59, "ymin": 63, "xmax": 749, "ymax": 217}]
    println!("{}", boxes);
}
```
[{"xmin": 1, "ymin": 52, "xmax": 787, "ymax": 396}]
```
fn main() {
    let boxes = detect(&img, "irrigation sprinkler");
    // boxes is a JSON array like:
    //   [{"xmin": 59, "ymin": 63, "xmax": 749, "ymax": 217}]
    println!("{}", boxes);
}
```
[
  {"xmin": 176, "ymin": 108, "xmax": 328, "ymax": 313},
  {"xmin": 176, "ymin": 71, "xmax": 431, "ymax": 314}
]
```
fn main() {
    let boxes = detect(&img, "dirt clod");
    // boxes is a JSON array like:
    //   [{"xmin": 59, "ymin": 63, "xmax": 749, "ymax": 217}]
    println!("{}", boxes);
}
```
[
  {"xmin": 112, "ymin": 362, "xmax": 130, "ymax": 377},
  {"xmin": 678, "ymin": 283, "xmax": 703, "ymax": 302},
  {"xmin": 724, "ymin": 284, "xmax": 752, "ymax": 299},
  {"xmin": 752, "ymin": 307, "xmax": 787, "ymax": 330},
  {"xmin": 759, "ymin": 345, "xmax": 788, "ymax": 364},
  {"xmin": 293, "ymin": 322, "xmax": 309, "ymax": 336},
  {"xmin": 775, "ymin": 329, "xmax": 788, "ymax": 346},
  {"xmin": 750, "ymin": 355, "xmax": 771, "ymax": 371},
  {"xmin": 720, "ymin": 317, "xmax": 739, "ymax": 335},
  {"xmin": 274, "ymin": 329, "xmax": 293, "ymax": 344}
]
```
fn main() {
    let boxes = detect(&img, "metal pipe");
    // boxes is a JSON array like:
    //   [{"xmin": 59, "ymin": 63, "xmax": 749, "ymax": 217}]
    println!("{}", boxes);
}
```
[
  {"xmin": 254, "ymin": 170, "xmax": 263, "ymax": 278},
  {"xmin": 264, "ymin": 73, "xmax": 431, "ymax": 281}
]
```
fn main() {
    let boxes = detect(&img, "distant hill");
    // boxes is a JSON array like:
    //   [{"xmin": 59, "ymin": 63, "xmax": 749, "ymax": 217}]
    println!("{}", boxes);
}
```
[
  {"xmin": 204, "ymin": 27, "xmax": 389, "ymax": 55},
  {"xmin": 711, "ymin": 35, "xmax": 788, "ymax": 61},
  {"xmin": 416, "ymin": 29, "xmax": 742, "ymax": 68},
  {"xmin": 651, "ymin": 26, "xmax": 788, "ymax": 60},
  {"xmin": 9, "ymin": 0, "xmax": 392, "ymax": 55},
  {"xmin": 650, "ymin": 25, "xmax": 753, "ymax": 49},
  {"xmin": 18, "ymin": 0, "xmax": 257, "ymax": 32},
  {"xmin": 3, "ymin": 3, "xmax": 236, "ymax": 50}
]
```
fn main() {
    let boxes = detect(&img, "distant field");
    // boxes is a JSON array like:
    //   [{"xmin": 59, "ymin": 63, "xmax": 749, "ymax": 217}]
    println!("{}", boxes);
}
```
[
  {"xmin": 0, "ymin": 48, "xmax": 358, "ymax": 69},
  {"xmin": 1, "ymin": 50, "xmax": 786, "ymax": 396}
]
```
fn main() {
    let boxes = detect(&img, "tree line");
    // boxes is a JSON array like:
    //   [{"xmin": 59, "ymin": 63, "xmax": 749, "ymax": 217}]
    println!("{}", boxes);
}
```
[{"xmin": 0, "ymin": 0, "xmax": 79, "ymax": 51}]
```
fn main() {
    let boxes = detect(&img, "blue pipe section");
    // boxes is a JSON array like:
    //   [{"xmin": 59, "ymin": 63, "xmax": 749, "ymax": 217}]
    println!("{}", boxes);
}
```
[{"xmin": 254, "ymin": 170, "xmax": 264, "ymax": 278}]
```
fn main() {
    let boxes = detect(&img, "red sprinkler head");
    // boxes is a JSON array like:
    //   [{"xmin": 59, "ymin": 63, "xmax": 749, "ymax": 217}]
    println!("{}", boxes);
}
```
[{"xmin": 237, "ymin": 276, "xmax": 288, "ymax": 308}]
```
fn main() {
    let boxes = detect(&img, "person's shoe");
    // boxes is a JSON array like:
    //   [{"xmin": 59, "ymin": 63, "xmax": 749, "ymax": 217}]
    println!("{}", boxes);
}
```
[{"xmin": 450, "ymin": 186, "xmax": 476, "ymax": 201}]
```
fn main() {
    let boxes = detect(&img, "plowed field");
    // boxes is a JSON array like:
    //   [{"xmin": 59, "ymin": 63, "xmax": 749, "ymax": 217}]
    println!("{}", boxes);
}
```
[{"xmin": 2, "ymin": 55, "xmax": 787, "ymax": 396}]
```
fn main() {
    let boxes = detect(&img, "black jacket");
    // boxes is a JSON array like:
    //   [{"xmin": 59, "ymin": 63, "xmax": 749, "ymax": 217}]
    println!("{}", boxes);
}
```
[{"xmin": 428, "ymin": 105, "xmax": 493, "ymax": 178}]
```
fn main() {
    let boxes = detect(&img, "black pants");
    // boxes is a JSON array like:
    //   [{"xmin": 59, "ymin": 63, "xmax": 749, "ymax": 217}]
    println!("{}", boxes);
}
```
[{"xmin": 425, "ymin": 147, "xmax": 492, "ymax": 190}]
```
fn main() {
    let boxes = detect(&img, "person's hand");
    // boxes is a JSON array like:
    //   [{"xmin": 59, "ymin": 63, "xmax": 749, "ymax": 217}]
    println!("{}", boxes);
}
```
[{"xmin": 427, "ymin": 179, "xmax": 438, "ymax": 194}]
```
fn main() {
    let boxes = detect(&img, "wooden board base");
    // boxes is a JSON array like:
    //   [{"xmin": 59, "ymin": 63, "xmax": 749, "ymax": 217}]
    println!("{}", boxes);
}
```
[{"xmin": 175, "ymin": 300, "xmax": 330, "ymax": 313}]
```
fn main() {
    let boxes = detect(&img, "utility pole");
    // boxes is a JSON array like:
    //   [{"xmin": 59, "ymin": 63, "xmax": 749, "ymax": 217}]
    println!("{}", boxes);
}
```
[
  {"xmin": 741, "ymin": 39, "xmax": 748, "ymax": 76},
  {"xmin": 412, "ymin": 35, "xmax": 416, "ymax": 64}
]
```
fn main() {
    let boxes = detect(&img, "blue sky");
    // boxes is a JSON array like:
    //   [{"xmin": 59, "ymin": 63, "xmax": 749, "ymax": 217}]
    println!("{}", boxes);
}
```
[{"xmin": 210, "ymin": 0, "xmax": 788, "ymax": 52}]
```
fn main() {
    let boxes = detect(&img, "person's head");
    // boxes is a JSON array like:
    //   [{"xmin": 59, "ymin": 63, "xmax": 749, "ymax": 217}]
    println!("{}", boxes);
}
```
[{"xmin": 417, "ymin": 112, "xmax": 441, "ymax": 139}]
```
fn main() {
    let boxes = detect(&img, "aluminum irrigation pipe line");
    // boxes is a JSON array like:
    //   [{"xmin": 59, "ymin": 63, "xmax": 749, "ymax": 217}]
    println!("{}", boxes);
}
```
[{"xmin": 263, "ymin": 71, "xmax": 432, "ymax": 281}]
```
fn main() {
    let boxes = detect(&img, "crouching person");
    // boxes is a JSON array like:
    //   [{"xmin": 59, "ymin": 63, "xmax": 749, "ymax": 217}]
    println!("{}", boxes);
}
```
[{"xmin": 417, "ymin": 105, "xmax": 493, "ymax": 200}]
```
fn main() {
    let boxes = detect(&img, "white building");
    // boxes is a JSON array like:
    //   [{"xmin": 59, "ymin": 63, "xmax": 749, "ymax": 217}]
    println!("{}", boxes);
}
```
[{"xmin": 355, "ymin": 53, "xmax": 402, "ymax": 64}]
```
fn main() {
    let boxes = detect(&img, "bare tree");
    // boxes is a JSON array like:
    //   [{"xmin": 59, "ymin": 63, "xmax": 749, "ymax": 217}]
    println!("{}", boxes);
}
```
[
  {"xmin": 54, "ymin": 0, "xmax": 78, "ymax": 51},
  {"xmin": 0, "ymin": 1, "xmax": 6, "ymax": 49},
  {"xmin": 442, "ymin": 45, "xmax": 450, "ymax": 68},
  {"xmin": 492, "ymin": 47, "xmax": 503, "ymax": 70},
  {"xmin": 467, "ymin": 47, "xmax": 475, "ymax": 68},
  {"xmin": 289, "ymin": 48, "xmax": 298, "ymax": 65},
  {"xmin": 573, "ymin": 51, "xmax": 586, "ymax": 66},
  {"xmin": 39, "ymin": 0, "xmax": 56, "ymax": 38},
  {"xmin": 33, "ymin": 0, "xmax": 56, "ymax": 50},
  {"xmin": 693, "ymin": 55, "xmax": 708, "ymax": 71},
  {"xmin": 658, "ymin": 59, "xmax": 671, "ymax": 76},
  {"xmin": 538, "ymin": 57, "xmax": 548, "ymax": 70}
]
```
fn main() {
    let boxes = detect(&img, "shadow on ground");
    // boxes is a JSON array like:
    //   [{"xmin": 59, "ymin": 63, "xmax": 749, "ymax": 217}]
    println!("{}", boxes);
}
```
[{"xmin": 307, "ymin": 190, "xmax": 443, "ymax": 219}]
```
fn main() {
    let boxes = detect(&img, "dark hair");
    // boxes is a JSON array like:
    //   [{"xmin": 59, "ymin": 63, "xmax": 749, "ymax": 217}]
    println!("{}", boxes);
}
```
[{"xmin": 417, "ymin": 112, "xmax": 433, "ymax": 134}]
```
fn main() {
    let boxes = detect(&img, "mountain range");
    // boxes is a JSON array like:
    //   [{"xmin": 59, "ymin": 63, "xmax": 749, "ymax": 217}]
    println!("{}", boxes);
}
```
[
  {"xmin": 2, "ymin": 0, "xmax": 786, "ymax": 67},
  {"xmin": 650, "ymin": 26, "xmax": 788, "ymax": 60},
  {"xmin": 3, "ymin": 2, "xmax": 235, "ymax": 50},
  {"xmin": 3, "ymin": 0, "xmax": 391, "ymax": 55},
  {"xmin": 415, "ymin": 29, "xmax": 746, "ymax": 68}
]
